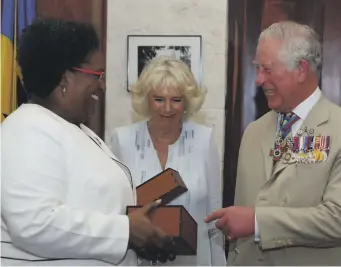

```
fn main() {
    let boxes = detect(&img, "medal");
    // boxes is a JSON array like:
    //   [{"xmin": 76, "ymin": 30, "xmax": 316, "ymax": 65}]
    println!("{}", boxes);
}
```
[
  {"xmin": 294, "ymin": 135, "xmax": 331, "ymax": 164},
  {"xmin": 293, "ymin": 136, "xmax": 299, "ymax": 152},
  {"xmin": 284, "ymin": 152, "xmax": 292, "ymax": 161},
  {"xmin": 286, "ymin": 137, "xmax": 294, "ymax": 148},
  {"xmin": 325, "ymin": 136, "xmax": 330, "ymax": 151},
  {"xmin": 275, "ymin": 138, "xmax": 284, "ymax": 146},
  {"xmin": 307, "ymin": 152, "xmax": 316, "ymax": 164},
  {"xmin": 315, "ymin": 136, "xmax": 321, "ymax": 149},
  {"xmin": 273, "ymin": 149, "xmax": 282, "ymax": 160}
]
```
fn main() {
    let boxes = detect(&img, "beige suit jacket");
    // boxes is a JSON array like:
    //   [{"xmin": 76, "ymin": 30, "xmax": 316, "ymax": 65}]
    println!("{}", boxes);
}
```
[{"xmin": 229, "ymin": 95, "xmax": 341, "ymax": 265}]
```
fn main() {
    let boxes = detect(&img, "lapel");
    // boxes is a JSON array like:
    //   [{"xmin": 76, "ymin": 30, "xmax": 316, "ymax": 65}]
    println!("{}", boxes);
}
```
[
  {"xmin": 261, "ymin": 111, "xmax": 278, "ymax": 181},
  {"xmin": 272, "ymin": 132, "xmax": 293, "ymax": 176},
  {"xmin": 80, "ymin": 124, "xmax": 136, "ymax": 195},
  {"xmin": 272, "ymin": 96, "xmax": 330, "ymax": 177}
]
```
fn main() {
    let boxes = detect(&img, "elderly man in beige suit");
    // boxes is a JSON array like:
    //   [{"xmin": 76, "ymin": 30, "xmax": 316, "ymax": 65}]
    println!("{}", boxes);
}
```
[{"xmin": 205, "ymin": 21, "xmax": 341, "ymax": 265}]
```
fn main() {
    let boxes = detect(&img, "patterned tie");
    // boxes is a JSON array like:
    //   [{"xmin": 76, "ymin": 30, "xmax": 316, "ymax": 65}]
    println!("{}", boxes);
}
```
[
  {"xmin": 271, "ymin": 112, "xmax": 300, "ymax": 164},
  {"xmin": 278, "ymin": 112, "xmax": 300, "ymax": 140}
]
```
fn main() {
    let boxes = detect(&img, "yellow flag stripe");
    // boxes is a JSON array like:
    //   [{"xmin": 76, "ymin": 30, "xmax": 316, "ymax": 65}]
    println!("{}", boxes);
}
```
[
  {"xmin": 1, "ymin": 0, "xmax": 18, "ymax": 122},
  {"xmin": 12, "ymin": 0, "xmax": 18, "ymax": 111},
  {"xmin": 1, "ymin": 35, "xmax": 16, "ymax": 122}
]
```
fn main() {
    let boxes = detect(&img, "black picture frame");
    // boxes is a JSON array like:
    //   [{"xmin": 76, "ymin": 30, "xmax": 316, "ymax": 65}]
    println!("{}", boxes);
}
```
[{"xmin": 126, "ymin": 35, "xmax": 202, "ymax": 92}]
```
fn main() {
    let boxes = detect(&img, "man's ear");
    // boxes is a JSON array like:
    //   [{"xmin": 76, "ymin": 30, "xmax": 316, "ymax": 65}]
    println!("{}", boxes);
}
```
[{"xmin": 297, "ymin": 60, "xmax": 310, "ymax": 83}]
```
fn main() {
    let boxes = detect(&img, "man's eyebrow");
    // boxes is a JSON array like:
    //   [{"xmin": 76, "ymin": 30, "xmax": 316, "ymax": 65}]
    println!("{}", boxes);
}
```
[{"xmin": 252, "ymin": 61, "xmax": 273, "ymax": 68}]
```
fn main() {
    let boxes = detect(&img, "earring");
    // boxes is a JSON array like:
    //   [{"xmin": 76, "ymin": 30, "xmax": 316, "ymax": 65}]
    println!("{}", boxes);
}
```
[{"xmin": 62, "ymin": 86, "xmax": 67, "ymax": 97}]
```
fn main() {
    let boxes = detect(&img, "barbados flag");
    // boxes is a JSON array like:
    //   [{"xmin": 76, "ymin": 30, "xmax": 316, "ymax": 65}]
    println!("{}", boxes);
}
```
[{"xmin": 1, "ymin": 0, "xmax": 36, "ymax": 122}]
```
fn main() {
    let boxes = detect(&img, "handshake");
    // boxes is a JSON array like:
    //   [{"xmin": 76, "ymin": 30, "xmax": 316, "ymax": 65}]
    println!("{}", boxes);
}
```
[{"xmin": 127, "ymin": 199, "xmax": 176, "ymax": 264}]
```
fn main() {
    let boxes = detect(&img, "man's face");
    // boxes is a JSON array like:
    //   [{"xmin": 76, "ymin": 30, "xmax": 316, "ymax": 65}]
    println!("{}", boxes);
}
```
[{"xmin": 254, "ymin": 38, "xmax": 300, "ymax": 112}]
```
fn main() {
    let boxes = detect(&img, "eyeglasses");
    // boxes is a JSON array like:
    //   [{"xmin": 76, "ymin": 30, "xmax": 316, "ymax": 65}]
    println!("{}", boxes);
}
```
[{"xmin": 73, "ymin": 67, "xmax": 105, "ymax": 82}]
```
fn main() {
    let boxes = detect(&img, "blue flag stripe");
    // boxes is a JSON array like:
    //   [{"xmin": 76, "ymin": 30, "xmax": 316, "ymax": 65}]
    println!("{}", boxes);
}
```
[
  {"xmin": 1, "ymin": 0, "xmax": 15, "ymax": 41},
  {"xmin": 18, "ymin": 0, "xmax": 36, "ymax": 37}
]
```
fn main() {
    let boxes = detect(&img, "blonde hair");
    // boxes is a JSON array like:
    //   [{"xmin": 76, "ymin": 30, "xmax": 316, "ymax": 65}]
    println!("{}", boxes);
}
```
[{"xmin": 130, "ymin": 56, "xmax": 206, "ymax": 118}]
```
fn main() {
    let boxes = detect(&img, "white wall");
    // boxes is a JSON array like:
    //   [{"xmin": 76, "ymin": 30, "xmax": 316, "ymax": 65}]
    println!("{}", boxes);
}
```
[{"xmin": 105, "ymin": 0, "xmax": 228, "ymax": 169}]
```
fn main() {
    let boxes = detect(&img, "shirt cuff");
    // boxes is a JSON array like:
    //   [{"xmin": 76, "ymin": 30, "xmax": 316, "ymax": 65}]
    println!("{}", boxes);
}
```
[{"xmin": 254, "ymin": 214, "xmax": 260, "ymax": 242}]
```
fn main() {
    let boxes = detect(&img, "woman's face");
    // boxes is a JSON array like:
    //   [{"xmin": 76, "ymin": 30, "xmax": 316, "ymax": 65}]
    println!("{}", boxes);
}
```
[
  {"xmin": 61, "ymin": 50, "xmax": 105, "ymax": 124},
  {"xmin": 147, "ymin": 86, "xmax": 185, "ymax": 128}
]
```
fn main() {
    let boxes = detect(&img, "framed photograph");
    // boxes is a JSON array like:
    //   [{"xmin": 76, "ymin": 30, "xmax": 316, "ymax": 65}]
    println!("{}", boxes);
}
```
[{"xmin": 127, "ymin": 35, "xmax": 202, "ymax": 91}]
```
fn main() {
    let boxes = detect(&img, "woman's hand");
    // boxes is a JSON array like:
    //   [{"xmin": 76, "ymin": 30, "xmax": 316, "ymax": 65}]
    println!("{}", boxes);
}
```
[{"xmin": 127, "ymin": 200, "xmax": 176, "ymax": 263}]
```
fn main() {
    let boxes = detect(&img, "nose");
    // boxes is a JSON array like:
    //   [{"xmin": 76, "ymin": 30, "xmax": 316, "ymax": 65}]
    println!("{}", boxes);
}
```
[
  {"xmin": 255, "ymin": 70, "xmax": 266, "ymax": 87},
  {"xmin": 164, "ymin": 100, "xmax": 172, "ymax": 113}
]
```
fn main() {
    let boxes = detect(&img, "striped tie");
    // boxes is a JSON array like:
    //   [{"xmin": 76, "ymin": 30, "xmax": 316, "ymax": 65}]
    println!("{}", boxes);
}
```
[{"xmin": 279, "ymin": 112, "xmax": 300, "ymax": 140}]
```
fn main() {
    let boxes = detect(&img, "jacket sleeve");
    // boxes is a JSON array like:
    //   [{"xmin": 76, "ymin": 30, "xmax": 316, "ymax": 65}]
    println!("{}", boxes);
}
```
[
  {"xmin": 2, "ymin": 123, "xmax": 130, "ymax": 264},
  {"xmin": 256, "ymin": 150, "xmax": 341, "ymax": 250},
  {"xmin": 205, "ymin": 130, "xmax": 227, "ymax": 266}
]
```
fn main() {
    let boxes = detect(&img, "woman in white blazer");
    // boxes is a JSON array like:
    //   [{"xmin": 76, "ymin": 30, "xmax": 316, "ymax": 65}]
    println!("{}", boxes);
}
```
[
  {"xmin": 1, "ymin": 18, "xmax": 175, "ymax": 266},
  {"xmin": 108, "ymin": 57, "xmax": 226, "ymax": 266}
]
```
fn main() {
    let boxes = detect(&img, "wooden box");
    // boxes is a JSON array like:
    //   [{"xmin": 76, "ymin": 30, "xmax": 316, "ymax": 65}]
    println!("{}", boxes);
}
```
[
  {"xmin": 126, "ymin": 205, "xmax": 197, "ymax": 255},
  {"xmin": 136, "ymin": 168, "xmax": 188, "ymax": 206}
]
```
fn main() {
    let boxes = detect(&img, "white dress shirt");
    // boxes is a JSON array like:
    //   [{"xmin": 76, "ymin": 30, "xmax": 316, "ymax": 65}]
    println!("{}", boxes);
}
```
[
  {"xmin": 254, "ymin": 87, "xmax": 322, "ymax": 241},
  {"xmin": 108, "ymin": 120, "xmax": 227, "ymax": 266},
  {"xmin": 1, "ymin": 104, "xmax": 137, "ymax": 266}
]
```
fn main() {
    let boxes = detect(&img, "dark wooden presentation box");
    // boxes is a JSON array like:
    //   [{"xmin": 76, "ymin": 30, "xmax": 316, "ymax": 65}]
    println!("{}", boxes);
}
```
[
  {"xmin": 126, "ymin": 205, "xmax": 197, "ymax": 255},
  {"xmin": 136, "ymin": 168, "xmax": 188, "ymax": 206}
]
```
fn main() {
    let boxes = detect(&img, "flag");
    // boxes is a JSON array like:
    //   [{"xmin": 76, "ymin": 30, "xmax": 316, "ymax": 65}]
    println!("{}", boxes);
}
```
[{"xmin": 1, "ymin": 0, "xmax": 36, "ymax": 122}]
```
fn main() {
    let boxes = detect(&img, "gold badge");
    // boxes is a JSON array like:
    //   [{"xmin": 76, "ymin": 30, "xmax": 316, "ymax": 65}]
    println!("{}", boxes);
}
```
[{"xmin": 284, "ymin": 152, "xmax": 292, "ymax": 161}]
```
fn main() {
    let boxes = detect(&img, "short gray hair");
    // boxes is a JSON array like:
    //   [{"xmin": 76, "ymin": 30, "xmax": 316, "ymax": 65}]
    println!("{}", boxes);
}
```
[{"xmin": 259, "ymin": 21, "xmax": 322, "ymax": 72}]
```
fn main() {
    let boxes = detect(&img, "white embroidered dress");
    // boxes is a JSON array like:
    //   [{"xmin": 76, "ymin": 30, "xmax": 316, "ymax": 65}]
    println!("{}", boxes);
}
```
[{"xmin": 108, "ymin": 120, "xmax": 226, "ymax": 266}]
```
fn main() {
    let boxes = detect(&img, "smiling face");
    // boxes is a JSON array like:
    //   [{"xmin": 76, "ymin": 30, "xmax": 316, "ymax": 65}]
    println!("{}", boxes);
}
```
[
  {"xmin": 147, "ymin": 86, "xmax": 185, "ymax": 128},
  {"xmin": 255, "ymin": 38, "xmax": 302, "ymax": 112},
  {"xmin": 59, "ymin": 50, "xmax": 106, "ymax": 124}
]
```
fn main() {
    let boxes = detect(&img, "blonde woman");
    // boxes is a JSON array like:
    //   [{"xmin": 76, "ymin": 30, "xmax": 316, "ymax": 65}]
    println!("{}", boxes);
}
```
[{"xmin": 108, "ymin": 56, "xmax": 226, "ymax": 266}]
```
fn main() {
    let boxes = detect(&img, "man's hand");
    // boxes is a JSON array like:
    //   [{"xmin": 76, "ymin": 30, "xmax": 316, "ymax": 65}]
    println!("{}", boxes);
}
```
[{"xmin": 204, "ymin": 206, "xmax": 255, "ymax": 240}]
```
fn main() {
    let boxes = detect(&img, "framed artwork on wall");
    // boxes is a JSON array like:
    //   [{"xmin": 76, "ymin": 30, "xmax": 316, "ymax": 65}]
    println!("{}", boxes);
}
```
[{"xmin": 126, "ymin": 35, "xmax": 202, "ymax": 92}]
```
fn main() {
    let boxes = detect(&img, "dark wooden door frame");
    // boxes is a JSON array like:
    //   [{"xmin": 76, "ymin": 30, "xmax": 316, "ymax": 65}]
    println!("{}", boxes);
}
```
[{"xmin": 223, "ymin": 0, "xmax": 264, "ymax": 210}]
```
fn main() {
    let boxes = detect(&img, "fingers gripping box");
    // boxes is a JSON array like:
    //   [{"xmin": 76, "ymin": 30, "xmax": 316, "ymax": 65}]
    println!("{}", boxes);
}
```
[
  {"xmin": 126, "ymin": 205, "xmax": 197, "ymax": 255},
  {"xmin": 126, "ymin": 168, "xmax": 197, "ymax": 255}
]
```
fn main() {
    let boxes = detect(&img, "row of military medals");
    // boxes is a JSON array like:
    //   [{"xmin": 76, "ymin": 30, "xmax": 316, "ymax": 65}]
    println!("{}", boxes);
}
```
[{"xmin": 270, "ymin": 127, "xmax": 330, "ymax": 164}]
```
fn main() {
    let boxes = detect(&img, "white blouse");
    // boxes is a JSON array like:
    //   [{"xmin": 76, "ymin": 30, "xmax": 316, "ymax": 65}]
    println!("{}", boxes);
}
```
[{"xmin": 108, "ymin": 120, "xmax": 226, "ymax": 266}]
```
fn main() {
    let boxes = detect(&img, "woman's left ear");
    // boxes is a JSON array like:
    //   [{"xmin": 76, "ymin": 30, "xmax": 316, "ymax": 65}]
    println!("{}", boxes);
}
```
[
  {"xmin": 59, "ymin": 73, "xmax": 70, "ymax": 97},
  {"xmin": 60, "ymin": 72, "xmax": 71, "ymax": 86},
  {"xmin": 297, "ymin": 60, "xmax": 310, "ymax": 83}
]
